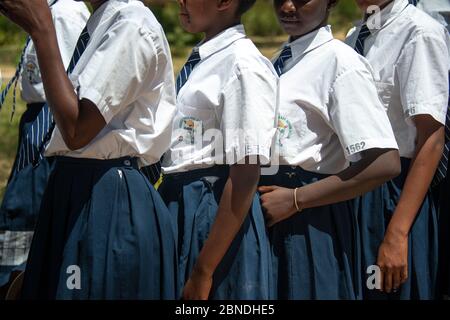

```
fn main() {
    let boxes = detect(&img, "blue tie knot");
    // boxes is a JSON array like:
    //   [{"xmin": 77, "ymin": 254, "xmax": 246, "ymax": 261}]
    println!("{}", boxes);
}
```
[
  {"xmin": 273, "ymin": 45, "xmax": 293, "ymax": 76},
  {"xmin": 355, "ymin": 24, "xmax": 371, "ymax": 56}
]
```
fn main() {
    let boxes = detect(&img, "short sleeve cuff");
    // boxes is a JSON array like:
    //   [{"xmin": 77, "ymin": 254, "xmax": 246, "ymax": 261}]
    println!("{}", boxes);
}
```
[
  {"xmin": 71, "ymin": 74, "xmax": 115, "ymax": 123},
  {"xmin": 344, "ymin": 138, "xmax": 399, "ymax": 162},
  {"xmin": 404, "ymin": 101, "xmax": 447, "ymax": 127}
]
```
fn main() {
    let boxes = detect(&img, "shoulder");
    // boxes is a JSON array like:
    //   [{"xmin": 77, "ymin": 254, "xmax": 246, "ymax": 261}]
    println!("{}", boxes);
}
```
[
  {"xmin": 113, "ymin": 1, "xmax": 164, "ymax": 35},
  {"xmin": 51, "ymin": 0, "xmax": 90, "ymax": 19},
  {"xmin": 102, "ymin": 0, "xmax": 170, "ymax": 53},
  {"xmin": 321, "ymin": 39, "xmax": 374, "ymax": 78},
  {"xmin": 228, "ymin": 38, "xmax": 277, "ymax": 78},
  {"xmin": 402, "ymin": 6, "xmax": 448, "ymax": 42}
]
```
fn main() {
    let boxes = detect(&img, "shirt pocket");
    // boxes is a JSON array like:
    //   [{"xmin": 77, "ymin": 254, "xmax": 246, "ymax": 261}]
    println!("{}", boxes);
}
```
[
  {"xmin": 175, "ymin": 102, "xmax": 216, "ymax": 145},
  {"xmin": 374, "ymin": 81, "xmax": 394, "ymax": 111}
]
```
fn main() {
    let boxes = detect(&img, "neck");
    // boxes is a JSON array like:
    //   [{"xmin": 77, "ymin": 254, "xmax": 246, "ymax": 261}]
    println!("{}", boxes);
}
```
[
  {"xmin": 90, "ymin": 0, "xmax": 108, "ymax": 12},
  {"xmin": 364, "ymin": 0, "xmax": 394, "ymax": 19},
  {"xmin": 290, "ymin": 20, "xmax": 328, "ymax": 42},
  {"xmin": 204, "ymin": 18, "xmax": 241, "ymax": 42}
]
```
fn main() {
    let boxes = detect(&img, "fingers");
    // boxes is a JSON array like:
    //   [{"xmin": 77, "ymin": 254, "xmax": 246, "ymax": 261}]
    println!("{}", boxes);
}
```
[
  {"xmin": 258, "ymin": 185, "xmax": 277, "ymax": 194},
  {"xmin": 400, "ymin": 265, "xmax": 408, "ymax": 284},
  {"xmin": 266, "ymin": 216, "xmax": 276, "ymax": 228},
  {"xmin": 392, "ymin": 267, "xmax": 402, "ymax": 292},
  {"xmin": 261, "ymin": 203, "xmax": 274, "ymax": 226},
  {"xmin": 383, "ymin": 268, "xmax": 393, "ymax": 293},
  {"xmin": 379, "ymin": 266, "xmax": 384, "ymax": 292},
  {"xmin": 380, "ymin": 266, "xmax": 406, "ymax": 293}
]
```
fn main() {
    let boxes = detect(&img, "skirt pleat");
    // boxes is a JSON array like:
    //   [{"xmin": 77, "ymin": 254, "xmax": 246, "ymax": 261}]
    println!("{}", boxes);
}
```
[
  {"xmin": 259, "ymin": 166, "xmax": 361, "ymax": 300},
  {"xmin": 355, "ymin": 158, "xmax": 438, "ymax": 300},
  {"xmin": 21, "ymin": 156, "xmax": 177, "ymax": 300},
  {"xmin": 159, "ymin": 166, "xmax": 273, "ymax": 300}
]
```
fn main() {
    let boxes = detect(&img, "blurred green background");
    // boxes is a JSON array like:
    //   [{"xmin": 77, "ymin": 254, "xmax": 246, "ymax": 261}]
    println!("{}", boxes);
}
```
[{"xmin": 0, "ymin": 0, "xmax": 360, "ymax": 200}]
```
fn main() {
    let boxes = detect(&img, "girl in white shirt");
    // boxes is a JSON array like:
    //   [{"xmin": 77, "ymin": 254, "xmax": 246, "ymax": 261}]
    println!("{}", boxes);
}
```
[
  {"xmin": 160, "ymin": 0, "xmax": 279, "ymax": 300},
  {"xmin": 1, "ymin": 0, "xmax": 178, "ymax": 299},
  {"xmin": 258, "ymin": 0, "xmax": 400, "ymax": 299},
  {"xmin": 346, "ymin": 0, "xmax": 449, "ymax": 299},
  {"xmin": 0, "ymin": 0, "xmax": 89, "ymax": 296}
]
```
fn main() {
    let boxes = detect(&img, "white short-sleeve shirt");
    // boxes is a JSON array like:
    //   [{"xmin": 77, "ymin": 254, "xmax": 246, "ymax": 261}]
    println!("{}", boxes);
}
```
[
  {"xmin": 275, "ymin": 25, "xmax": 398, "ymax": 174},
  {"xmin": 162, "ymin": 25, "xmax": 279, "ymax": 174},
  {"xmin": 346, "ymin": 0, "xmax": 449, "ymax": 159},
  {"xmin": 45, "ymin": 0, "xmax": 177, "ymax": 166},
  {"xmin": 20, "ymin": 0, "xmax": 90, "ymax": 104},
  {"xmin": 418, "ymin": 0, "xmax": 450, "ymax": 30}
]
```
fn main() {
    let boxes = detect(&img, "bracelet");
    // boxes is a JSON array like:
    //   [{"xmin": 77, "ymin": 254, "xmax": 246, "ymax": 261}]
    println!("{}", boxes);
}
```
[{"xmin": 293, "ymin": 187, "xmax": 302, "ymax": 212}]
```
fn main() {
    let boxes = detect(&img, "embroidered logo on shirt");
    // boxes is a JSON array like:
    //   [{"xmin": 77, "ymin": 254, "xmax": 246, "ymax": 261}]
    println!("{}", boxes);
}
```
[
  {"xmin": 178, "ymin": 117, "xmax": 202, "ymax": 144},
  {"xmin": 276, "ymin": 115, "xmax": 293, "ymax": 147},
  {"xmin": 25, "ymin": 56, "xmax": 41, "ymax": 85}
]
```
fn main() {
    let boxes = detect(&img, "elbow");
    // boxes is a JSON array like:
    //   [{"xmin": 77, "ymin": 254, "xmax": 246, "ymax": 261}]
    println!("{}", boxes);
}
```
[
  {"xmin": 64, "ymin": 135, "xmax": 89, "ymax": 151},
  {"xmin": 65, "ymin": 141, "xmax": 83, "ymax": 151},
  {"xmin": 379, "ymin": 149, "xmax": 401, "ymax": 181},
  {"xmin": 431, "ymin": 131, "xmax": 445, "ymax": 156}
]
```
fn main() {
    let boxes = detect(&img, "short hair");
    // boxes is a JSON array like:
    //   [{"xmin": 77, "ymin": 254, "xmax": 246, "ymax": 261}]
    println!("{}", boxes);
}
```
[{"xmin": 237, "ymin": 0, "xmax": 257, "ymax": 15}]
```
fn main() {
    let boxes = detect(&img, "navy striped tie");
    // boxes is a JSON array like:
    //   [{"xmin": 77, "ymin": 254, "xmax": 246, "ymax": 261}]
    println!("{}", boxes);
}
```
[
  {"xmin": 176, "ymin": 48, "xmax": 201, "ymax": 94},
  {"xmin": 140, "ymin": 163, "xmax": 162, "ymax": 186},
  {"xmin": 273, "ymin": 46, "xmax": 292, "ymax": 76},
  {"xmin": 13, "ymin": 26, "xmax": 90, "ymax": 175},
  {"xmin": 432, "ymin": 77, "xmax": 450, "ymax": 186},
  {"xmin": 354, "ymin": 24, "xmax": 371, "ymax": 56},
  {"xmin": 409, "ymin": 0, "xmax": 449, "ymax": 185},
  {"xmin": 0, "ymin": 37, "xmax": 31, "ymax": 119},
  {"xmin": 0, "ymin": 0, "xmax": 59, "ymax": 119},
  {"xmin": 386, "ymin": 0, "xmax": 449, "ymax": 184}
]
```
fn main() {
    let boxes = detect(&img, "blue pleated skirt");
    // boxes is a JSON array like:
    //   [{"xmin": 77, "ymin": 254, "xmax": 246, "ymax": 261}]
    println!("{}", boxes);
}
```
[
  {"xmin": 259, "ymin": 166, "xmax": 361, "ymax": 300},
  {"xmin": 21, "ymin": 156, "xmax": 177, "ymax": 299},
  {"xmin": 0, "ymin": 103, "xmax": 56, "ymax": 287},
  {"xmin": 355, "ymin": 158, "xmax": 438, "ymax": 300},
  {"xmin": 158, "ymin": 166, "xmax": 273, "ymax": 300}
]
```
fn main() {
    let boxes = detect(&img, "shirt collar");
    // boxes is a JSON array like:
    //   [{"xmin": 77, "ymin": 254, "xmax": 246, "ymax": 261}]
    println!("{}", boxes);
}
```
[
  {"xmin": 358, "ymin": 0, "xmax": 409, "ymax": 33},
  {"xmin": 284, "ymin": 25, "xmax": 334, "ymax": 60},
  {"xmin": 197, "ymin": 24, "xmax": 247, "ymax": 60}
]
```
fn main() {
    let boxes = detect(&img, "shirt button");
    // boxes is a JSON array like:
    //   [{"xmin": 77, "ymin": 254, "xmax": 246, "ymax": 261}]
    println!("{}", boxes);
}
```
[{"xmin": 124, "ymin": 160, "xmax": 131, "ymax": 166}]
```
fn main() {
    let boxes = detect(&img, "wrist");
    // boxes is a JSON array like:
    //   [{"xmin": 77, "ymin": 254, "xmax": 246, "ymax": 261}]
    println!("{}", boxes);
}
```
[
  {"xmin": 293, "ymin": 187, "xmax": 304, "ymax": 213},
  {"xmin": 385, "ymin": 224, "xmax": 409, "ymax": 242},
  {"xmin": 192, "ymin": 263, "xmax": 214, "ymax": 280},
  {"xmin": 30, "ymin": 23, "xmax": 55, "ymax": 46}
]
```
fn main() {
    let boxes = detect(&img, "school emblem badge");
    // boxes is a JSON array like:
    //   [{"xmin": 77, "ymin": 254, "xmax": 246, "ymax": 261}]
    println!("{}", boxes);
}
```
[
  {"xmin": 25, "ymin": 57, "xmax": 41, "ymax": 85},
  {"xmin": 178, "ymin": 117, "xmax": 202, "ymax": 144},
  {"xmin": 277, "ymin": 115, "xmax": 292, "ymax": 147}
]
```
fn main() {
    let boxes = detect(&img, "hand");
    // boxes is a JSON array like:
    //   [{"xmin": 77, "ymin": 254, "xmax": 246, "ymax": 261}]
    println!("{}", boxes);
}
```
[
  {"xmin": 258, "ymin": 185, "xmax": 298, "ymax": 227},
  {"xmin": 0, "ymin": 0, "xmax": 52, "ymax": 38},
  {"xmin": 182, "ymin": 268, "xmax": 213, "ymax": 300},
  {"xmin": 376, "ymin": 230, "xmax": 409, "ymax": 293}
]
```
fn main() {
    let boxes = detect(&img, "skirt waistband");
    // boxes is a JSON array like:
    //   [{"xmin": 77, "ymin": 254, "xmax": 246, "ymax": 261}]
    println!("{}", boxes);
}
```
[
  {"xmin": 162, "ymin": 166, "xmax": 229, "ymax": 185},
  {"xmin": 54, "ymin": 156, "xmax": 139, "ymax": 170},
  {"xmin": 267, "ymin": 165, "xmax": 330, "ymax": 180}
]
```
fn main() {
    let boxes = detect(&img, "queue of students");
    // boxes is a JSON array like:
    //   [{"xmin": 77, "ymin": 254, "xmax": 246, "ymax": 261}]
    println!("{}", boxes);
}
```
[{"xmin": 0, "ymin": 0, "xmax": 448, "ymax": 300}]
